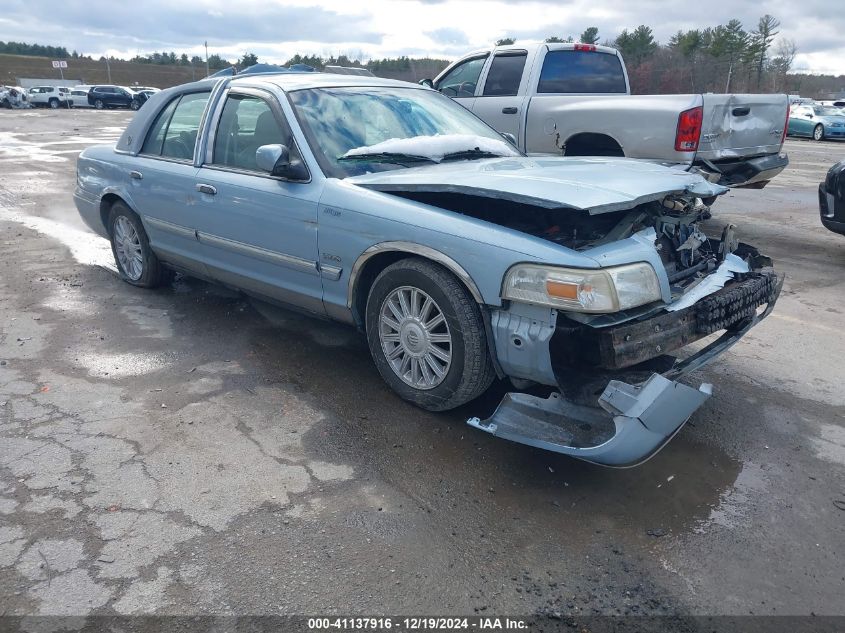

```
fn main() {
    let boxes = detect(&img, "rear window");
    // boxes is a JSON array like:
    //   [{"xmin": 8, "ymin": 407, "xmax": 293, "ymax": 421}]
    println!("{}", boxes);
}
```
[{"xmin": 537, "ymin": 50, "xmax": 627, "ymax": 94}]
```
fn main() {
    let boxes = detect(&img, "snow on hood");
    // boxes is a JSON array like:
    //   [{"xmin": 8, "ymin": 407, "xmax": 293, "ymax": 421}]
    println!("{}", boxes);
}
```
[
  {"xmin": 348, "ymin": 156, "xmax": 728, "ymax": 215},
  {"xmin": 342, "ymin": 134, "xmax": 520, "ymax": 162}
]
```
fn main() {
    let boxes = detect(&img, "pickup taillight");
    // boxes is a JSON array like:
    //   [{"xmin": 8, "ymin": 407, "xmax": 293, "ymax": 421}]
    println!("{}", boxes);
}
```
[
  {"xmin": 675, "ymin": 106, "xmax": 703, "ymax": 152},
  {"xmin": 781, "ymin": 106, "xmax": 790, "ymax": 145},
  {"xmin": 573, "ymin": 44, "xmax": 596, "ymax": 52}
]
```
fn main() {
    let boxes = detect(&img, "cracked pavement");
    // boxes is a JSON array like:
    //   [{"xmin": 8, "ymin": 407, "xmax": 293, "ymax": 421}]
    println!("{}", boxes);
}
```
[{"xmin": 0, "ymin": 109, "xmax": 843, "ymax": 625}]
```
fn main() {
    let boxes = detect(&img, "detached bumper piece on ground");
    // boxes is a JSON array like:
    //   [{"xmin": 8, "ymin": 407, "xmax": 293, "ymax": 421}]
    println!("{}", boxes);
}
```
[{"xmin": 469, "ymin": 270, "xmax": 784, "ymax": 467}]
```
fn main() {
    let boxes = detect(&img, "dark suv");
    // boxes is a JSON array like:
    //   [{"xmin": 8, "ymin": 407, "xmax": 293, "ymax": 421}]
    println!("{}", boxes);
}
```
[{"xmin": 87, "ymin": 86, "xmax": 141, "ymax": 110}]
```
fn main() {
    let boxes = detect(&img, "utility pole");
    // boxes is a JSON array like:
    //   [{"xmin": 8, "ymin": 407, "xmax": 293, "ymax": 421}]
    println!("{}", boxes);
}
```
[
  {"xmin": 725, "ymin": 61, "xmax": 733, "ymax": 94},
  {"xmin": 204, "ymin": 41, "xmax": 210, "ymax": 78},
  {"xmin": 105, "ymin": 56, "xmax": 112, "ymax": 83}
]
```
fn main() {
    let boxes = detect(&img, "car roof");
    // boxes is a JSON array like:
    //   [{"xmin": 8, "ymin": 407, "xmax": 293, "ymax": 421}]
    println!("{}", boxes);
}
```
[{"xmin": 229, "ymin": 72, "xmax": 425, "ymax": 93}]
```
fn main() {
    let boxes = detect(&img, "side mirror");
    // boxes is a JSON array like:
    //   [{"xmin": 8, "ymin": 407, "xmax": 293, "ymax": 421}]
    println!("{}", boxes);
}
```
[
  {"xmin": 255, "ymin": 144, "xmax": 308, "ymax": 180},
  {"xmin": 805, "ymin": 114, "xmax": 813, "ymax": 119},
  {"xmin": 501, "ymin": 132, "xmax": 517, "ymax": 147},
  {"xmin": 418, "ymin": 78, "xmax": 434, "ymax": 89}
]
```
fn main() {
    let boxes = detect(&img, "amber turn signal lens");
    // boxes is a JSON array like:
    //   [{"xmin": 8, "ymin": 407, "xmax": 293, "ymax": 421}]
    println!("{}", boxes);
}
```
[{"xmin": 545, "ymin": 280, "xmax": 580, "ymax": 300}]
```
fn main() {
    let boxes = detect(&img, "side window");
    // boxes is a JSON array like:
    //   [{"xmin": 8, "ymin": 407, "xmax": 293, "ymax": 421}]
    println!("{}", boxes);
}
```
[
  {"xmin": 482, "ymin": 53, "xmax": 527, "ymax": 96},
  {"xmin": 141, "ymin": 97, "xmax": 180, "ymax": 156},
  {"xmin": 161, "ymin": 92, "xmax": 210, "ymax": 160},
  {"xmin": 436, "ymin": 56, "xmax": 488, "ymax": 98},
  {"xmin": 212, "ymin": 93, "xmax": 299, "ymax": 172}
]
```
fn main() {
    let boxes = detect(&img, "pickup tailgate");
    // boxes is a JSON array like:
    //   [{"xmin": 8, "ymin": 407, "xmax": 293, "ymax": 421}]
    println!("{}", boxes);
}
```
[{"xmin": 697, "ymin": 94, "xmax": 788, "ymax": 161}]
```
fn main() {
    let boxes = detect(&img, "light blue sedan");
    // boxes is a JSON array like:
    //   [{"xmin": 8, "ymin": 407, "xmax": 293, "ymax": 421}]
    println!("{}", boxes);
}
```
[
  {"xmin": 73, "ymin": 74, "xmax": 782, "ymax": 466},
  {"xmin": 788, "ymin": 104, "xmax": 845, "ymax": 141}
]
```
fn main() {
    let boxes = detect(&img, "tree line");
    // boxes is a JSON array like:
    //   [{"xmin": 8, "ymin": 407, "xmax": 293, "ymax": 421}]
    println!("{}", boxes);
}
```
[
  {"xmin": 497, "ymin": 15, "xmax": 807, "ymax": 94},
  {"xmin": 3, "ymin": 19, "xmax": 843, "ymax": 97}
]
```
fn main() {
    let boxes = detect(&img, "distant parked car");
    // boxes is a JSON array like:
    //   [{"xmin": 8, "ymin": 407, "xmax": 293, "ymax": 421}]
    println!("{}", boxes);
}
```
[
  {"xmin": 0, "ymin": 85, "xmax": 28, "ymax": 108},
  {"xmin": 87, "ymin": 85, "xmax": 142, "ymax": 110},
  {"xmin": 133, "ymin": 86, "xmax": 160, "ymax": 93},
  {"xmin": 788, "ymin": 104, "xmax": 845, "ymax": 141},
  {"xmin": 70, "ymin": 87, "xmax": 93, "ymax": 108},
  {"xmin": 819, "ymin": 160, "xmax": 845, "ymax": 235},
  {"xmin": 27, "ymin": 86, "xmax": 71, "ymax": 109}
]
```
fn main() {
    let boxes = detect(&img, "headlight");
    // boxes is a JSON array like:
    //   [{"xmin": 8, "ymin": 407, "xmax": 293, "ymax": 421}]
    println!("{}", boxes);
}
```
[{"xmin": 502, "ymin": 262, "xmax": 661, "ymax": 313}]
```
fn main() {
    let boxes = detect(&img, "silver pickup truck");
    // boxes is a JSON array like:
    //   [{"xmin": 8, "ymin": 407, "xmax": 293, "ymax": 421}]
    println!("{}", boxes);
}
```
[{"xmin": 425, "ymin": 43, "xmax": 790, "ymax": 189}]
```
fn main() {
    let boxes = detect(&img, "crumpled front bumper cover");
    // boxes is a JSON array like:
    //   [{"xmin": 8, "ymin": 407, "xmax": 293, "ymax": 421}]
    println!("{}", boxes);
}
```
[
  {"xmin": 468, "ymin": 273, "xmax": 784, "ymax": 467},
  {"xmin": 468, "ymin": 375, "xmax": 711, "ymax": 467}
]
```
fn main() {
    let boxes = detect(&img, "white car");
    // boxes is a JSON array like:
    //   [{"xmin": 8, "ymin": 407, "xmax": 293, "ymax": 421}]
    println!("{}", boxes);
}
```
[
  {"xmin": 27, "ymin": 86, "xmax": 72, "ymax": 109},
  {"xmin": 70, "ymin": 87, "xmax": 94, "ymax": 108},
  {"xmin": 1, "ymin": 85, "xmax": 29, "ymax": 109}
]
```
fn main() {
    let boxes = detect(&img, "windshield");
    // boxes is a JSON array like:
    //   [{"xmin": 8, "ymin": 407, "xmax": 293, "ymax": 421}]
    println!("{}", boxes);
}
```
[
  {"xmin": 814, "ymin": 106, "xmax": 843, "ymax": 116},
  {"xmin": 288, "ymin": 86, "xmax": 518, "ymax": 178}
]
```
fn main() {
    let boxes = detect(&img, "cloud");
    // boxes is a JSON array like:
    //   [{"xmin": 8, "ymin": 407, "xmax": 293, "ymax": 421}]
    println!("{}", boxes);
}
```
[
  {"xmin": 426, "ymin": 28, "xmax": 469, "ymax": 46},
  {"xmin": 1, "ymin": 0, "xmax": 842, "ymax": 74}
]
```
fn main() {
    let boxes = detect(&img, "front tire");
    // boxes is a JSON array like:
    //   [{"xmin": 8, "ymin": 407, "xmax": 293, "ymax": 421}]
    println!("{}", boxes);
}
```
[
  {"xmin": 94, "ymin": 99, "xmax": 104, "ymax": 109},
  {"xmin": 813, "ymin": 124, "xmax": 825, "ymax": 141},
  {"xmin": 108, "ymin": 202, "xmax": 167, "ymax": 288},
  {"xmin": 129, "ymin": 100, "xmax": 140, "ymax": 111},
  {"xmin": 365, "ymin": 258, "xmax": 494, "ymax": 411},
  {"xmin": 48, "ymin": 98, "xmax": 59, "ymax": 109}
]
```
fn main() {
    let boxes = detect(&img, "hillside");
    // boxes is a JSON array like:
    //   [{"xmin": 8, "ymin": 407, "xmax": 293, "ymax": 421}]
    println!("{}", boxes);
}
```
[
  {"xmin": 0, "ymin": 53, "xmax": 449, "ymax": 89},
  {"xmin": 1, "ymin": 54, "xmax": 208, "ymax": 88}
]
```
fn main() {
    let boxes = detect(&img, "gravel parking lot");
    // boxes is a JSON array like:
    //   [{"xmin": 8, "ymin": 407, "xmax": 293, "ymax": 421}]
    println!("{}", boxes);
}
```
[{"xmin": 0, "ymin": 109, "xmax": 843, "ymax": 624}]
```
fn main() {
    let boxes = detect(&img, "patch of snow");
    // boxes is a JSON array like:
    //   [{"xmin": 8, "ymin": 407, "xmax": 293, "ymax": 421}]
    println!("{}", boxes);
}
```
[{"xmin": 342, "ymin": 134, "xmax": 519, "ymax": 162}]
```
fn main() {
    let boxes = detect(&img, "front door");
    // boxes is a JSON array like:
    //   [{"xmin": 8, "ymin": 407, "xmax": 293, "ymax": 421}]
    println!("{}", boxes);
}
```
[
  {"xmin": 434, "ymin": 54, "xmax": 489, "ymax": 112},
  {"xmin": 192, "ymin": 88, "xmax": 324, "ymax": 315}
]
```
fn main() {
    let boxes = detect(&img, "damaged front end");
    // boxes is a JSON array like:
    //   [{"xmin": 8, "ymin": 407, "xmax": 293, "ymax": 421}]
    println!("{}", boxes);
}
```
[{"xmin": 468, "ymin": 198, "xmax": 783, "ymax": 467}]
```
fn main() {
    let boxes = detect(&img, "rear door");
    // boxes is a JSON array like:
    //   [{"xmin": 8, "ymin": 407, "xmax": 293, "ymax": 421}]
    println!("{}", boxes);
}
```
[
  {"xmin": 697, "ymin": 94, "xmax": 789, "ymax": 160},
  {"xmin": 128, "ymin": 90, "xmax": 211, "ymax": 272},
  {"xmin": 471, "ymin": 51, "xmax": 529, "ymax": 141}
]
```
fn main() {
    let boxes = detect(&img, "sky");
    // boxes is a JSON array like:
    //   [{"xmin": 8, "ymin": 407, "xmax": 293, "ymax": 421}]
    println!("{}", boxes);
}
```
[{"xmin": 1, "ymin": 0, "xmax": 843, "ymax": 75}]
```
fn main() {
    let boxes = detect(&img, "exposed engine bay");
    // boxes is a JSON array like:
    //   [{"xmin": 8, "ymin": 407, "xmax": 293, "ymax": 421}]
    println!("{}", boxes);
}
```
[{"xmin": 389, "ymin": 190, "xmax": 743, "ymax": 295}]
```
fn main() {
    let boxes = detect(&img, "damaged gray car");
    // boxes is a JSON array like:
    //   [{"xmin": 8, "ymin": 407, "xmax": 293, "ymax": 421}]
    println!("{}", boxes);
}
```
[{"xmin": 74, "ymin": 74, "xmax": 783, "ymax": 466}]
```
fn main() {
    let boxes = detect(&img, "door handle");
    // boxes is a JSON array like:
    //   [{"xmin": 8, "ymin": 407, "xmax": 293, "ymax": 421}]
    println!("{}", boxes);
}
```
[
  {"xmin": 129, "ymin": 170, "xmax": 143, "ymax": 180},
  {"xmin": 195, "ymin": 183, "xmax": 217, "ymax": 195},
  {"xmin": 732, "ymin": 107, "xmax": 751, "ymax": 117},
  {"xmin": 502, "ymin": 107, "xmax": 518, "ymax": 114}
]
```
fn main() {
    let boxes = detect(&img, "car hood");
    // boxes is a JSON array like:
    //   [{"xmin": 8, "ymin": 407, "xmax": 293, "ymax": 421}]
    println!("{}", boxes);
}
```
[
  {"xmin": 818, "ymin": 115, "xmax": 845, "ymax": 124},
  {"xmin": 347, "ymin": 156, "xmax": 726, "ymax": 215}
]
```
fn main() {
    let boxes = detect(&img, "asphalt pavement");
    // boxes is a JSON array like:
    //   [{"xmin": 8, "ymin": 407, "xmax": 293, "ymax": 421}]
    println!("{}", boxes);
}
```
[{"xmin": 0, "ymin": 109, "xmax": 843, "ymax": 625}]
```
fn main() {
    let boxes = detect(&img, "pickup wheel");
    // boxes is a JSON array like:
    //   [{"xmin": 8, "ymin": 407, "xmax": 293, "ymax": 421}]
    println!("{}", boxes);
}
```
[
  {"xmin": 108, "ymin": 202, "xmax": 167, "ymax": 288},
  {"xmin": 365, "ymin": 258, "xmax": 494, "ymax": 411},
  {"xmin": 813, "ymin": 124, "xmax": 825, "ymax": 141},
  {"xmin": 94, "ymin": 99, "xmax": 104, "ymax": 109}
]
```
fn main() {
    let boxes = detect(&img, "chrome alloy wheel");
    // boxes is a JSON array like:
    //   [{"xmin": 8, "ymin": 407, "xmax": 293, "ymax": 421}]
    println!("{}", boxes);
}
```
[
  {"xmin": 379, "ymin": 286, "xmax": 452, "ymax": 390},
  {"xmin": 113, "ymin": 216, "xmax": 143, "ymax": 281}
]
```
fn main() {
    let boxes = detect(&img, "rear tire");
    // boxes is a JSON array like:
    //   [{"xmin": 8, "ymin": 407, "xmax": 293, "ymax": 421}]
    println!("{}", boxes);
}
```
[
  {"xmin": 813, "ymin": 124, "xmax": 825, "ymax": 141},
  {"xmin": 365, "ymin": 258, "xmax": 494, "ymax": 411},
  {"xmin": 108, "ymin": 202, "xmax": 167, "ymax": 288},
  {"xmin": 48, "ymin": 98, "xmax": 59, "ymax": 109}
]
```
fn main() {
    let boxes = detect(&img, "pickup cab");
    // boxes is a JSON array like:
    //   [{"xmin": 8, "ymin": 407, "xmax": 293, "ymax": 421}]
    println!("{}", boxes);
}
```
[{"xmin": 427, "ymin": 43, "xmax": 790, "ymax": 189}]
